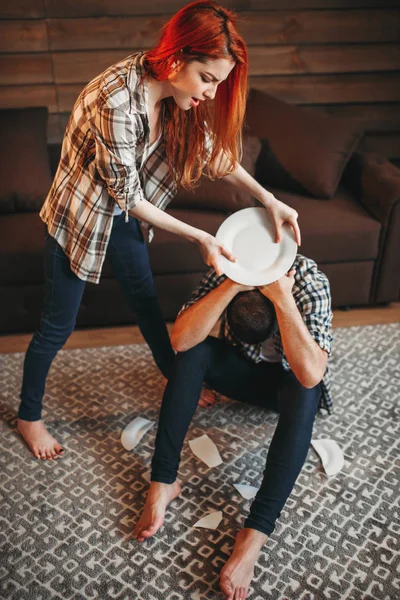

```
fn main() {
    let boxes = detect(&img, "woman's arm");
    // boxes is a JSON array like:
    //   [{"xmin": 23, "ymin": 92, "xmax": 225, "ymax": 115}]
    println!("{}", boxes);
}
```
[
  {"xmin": 223, "ymin": 162, "xmax": 301, "ymax": 246},
  {"xmin": 129, "ymin": 201, "xmax": 235, "ymax": 276}
]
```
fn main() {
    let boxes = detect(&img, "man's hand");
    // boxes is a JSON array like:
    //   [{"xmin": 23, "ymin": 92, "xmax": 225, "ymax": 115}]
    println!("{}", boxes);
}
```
[{"xmin": 258, "ymin": 269, "xmax": 296, "ymax": 304}]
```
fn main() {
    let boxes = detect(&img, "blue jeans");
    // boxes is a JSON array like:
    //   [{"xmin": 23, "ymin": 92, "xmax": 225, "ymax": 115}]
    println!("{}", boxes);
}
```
[
  {"xmin": 18, "ymin": 214, "xmax": 174, "ymax": 421},
  {"xmin": 151, "ymin": 336, "xmax": 320, "ymax": 537}
]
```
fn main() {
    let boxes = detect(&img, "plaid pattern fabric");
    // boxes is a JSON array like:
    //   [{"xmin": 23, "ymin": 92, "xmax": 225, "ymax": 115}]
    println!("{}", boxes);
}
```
[
  {"xmin": 40, "ymin": 52, "xmax": 176, "ymax": 283},
  {"xmin": 180, "ymin": 254, "xmax": 334, "ymax": 413}
]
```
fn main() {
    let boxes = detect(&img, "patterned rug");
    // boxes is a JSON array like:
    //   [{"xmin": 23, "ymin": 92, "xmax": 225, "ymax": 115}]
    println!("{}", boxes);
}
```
[{"xmin": 1, "ymin": 324, "xmax": 399, "ymax": 600}]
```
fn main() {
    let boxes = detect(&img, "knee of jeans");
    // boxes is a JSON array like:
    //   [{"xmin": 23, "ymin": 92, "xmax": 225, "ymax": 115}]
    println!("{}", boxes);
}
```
[
  {"xmin": 36, "ymin": 316, "xmax": 75, "ymax": 349},
  {"xmin": 281, "ymin": 377, "xmax": 320, "ymax": 420},
  {"xmin": 176, "ymin": 338, "xmax": 214, "ymax": 367}
]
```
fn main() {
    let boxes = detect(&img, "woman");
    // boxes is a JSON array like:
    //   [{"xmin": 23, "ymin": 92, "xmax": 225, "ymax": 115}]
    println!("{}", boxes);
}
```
[{"xmin": 17, "ymin": 0, "xmax": 300, "ymax": 461}]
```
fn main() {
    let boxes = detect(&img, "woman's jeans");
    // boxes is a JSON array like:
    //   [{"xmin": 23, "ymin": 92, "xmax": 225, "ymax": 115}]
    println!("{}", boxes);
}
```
[
  {"xmin": 18, "ymin": 214, "xmax": 174, "ymax": 421},
  {"xmin": 151, "ymin": 335, "xmax": 321, "ymax": 537}
]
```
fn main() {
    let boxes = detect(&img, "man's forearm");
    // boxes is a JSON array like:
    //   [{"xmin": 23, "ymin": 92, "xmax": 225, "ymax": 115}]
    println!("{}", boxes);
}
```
[
  {"xmin": 274, "ymin": 295, "xmax": 327, "ymax": 388},
  {"xmin": 171, "ymin": 279, "xmax": 241, "ymax": 352}
]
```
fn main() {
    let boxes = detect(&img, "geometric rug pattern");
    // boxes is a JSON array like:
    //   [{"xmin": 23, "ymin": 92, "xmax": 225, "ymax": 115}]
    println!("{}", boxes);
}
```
[{"xmin": 1, "ymin": 323, "xmax": 399, "ymax": 599}]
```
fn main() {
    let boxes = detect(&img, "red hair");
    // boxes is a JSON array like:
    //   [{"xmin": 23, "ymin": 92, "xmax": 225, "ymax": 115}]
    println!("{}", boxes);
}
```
[{"xmin": 144, "ymin": 1, "xmax": 248, "ymax": 189}]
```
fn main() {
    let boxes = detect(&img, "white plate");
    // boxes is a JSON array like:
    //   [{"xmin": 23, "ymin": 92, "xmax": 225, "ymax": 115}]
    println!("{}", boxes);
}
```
[
  {"xmin": 120, "ymin": 416, "xmax": 155, "ymax": 451},
  {"xmin": 216, "ymin": 207, "xmax": 297, "ymax": 285}
]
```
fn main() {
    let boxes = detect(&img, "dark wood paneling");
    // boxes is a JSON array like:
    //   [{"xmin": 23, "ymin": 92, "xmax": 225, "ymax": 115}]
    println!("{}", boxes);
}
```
[
  {"xmin": 0, "ymin": 20, "xmax": 48, "ymax": 52},
  {"xmin": 0, "ymin": 85, "xmax": 57, "ymax": 112},
  {"xmin": 248, "ymin": 44, "xmax": 400, "ymax": 75},
  {"xmin": 0, "ymin": 53, "xmax": 52, "ymax": 85},
  {"xmin": 44, "ymin": 0, "xmax": 400, "ymax": 18},
  {"xmin": 52, "ymin": 50, "xmax": 133, "ymax": 84},
  {"xmin": 239, "ymin": 10, "xmax": 400, "ymax": 44},
  {"xmin": 48, "ymin": 16, "xmax": 164, "ymax": 51},
  {"xmin": 47, "ymin": 10, "xmax": 400, "ymax": 51},
  {"xmin": 306, "ymin": 104, "xmax": 400, "ymax": 132},
  {"xmin": 0, "ymin": 0, "xmax": 45, "ymax": 19},
  {"xmin": 249, "ymin": 73, "xmax": 400, "ymax": 104}
]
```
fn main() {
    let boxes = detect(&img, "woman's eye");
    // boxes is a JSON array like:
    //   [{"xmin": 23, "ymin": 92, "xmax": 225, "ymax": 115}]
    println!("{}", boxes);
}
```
[{"xmin": 201, "ymin": 76, "xmax": 210, "ymax": 83}]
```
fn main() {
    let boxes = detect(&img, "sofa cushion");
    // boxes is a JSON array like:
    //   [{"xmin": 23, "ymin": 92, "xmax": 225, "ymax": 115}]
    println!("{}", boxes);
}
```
[
  {"xmin": 245, "ymin": 89, "xmax": 363, "ymax": 199},
  {"xmin": 269, "ymin": 186, "xmax": 381, "ymax": 264},
  {"xmin": 0, "ymin": 108, "xmax": 52, "ymax": 215},
  {"xmin": 169, "ymin": 135, "xmax": 261, "ymax": 212}
]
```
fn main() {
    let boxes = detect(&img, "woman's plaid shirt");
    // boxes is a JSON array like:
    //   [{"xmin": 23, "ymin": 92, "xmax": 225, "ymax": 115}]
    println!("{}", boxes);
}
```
[
  {"xmin": 180, "ymin": 254, "xmax": 334, "ymax": 414},
  {"xmin": 40, "ymin": 52, "xmax": 176, "ymax": 283}
]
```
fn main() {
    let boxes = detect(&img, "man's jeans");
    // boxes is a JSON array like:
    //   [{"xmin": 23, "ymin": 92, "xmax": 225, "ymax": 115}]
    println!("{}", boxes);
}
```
[
  {"xmin": 151, "ymin": 335, "xmax": 320, "ymax": 537},
  {"xmin": 19, "ymin": 214, "xmax": 174, "ymax": 421}
]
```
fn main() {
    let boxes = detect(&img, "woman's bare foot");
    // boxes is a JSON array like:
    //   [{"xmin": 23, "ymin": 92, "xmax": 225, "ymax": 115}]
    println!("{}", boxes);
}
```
[
  {"xmin": 17, "ymin": 419, "xmax": 65, "ymax": 460},
  {"xmin": 198, "ymin": 386, "xmax": 218, "ymax": 408},
  {"xmin": 134, "ymin": 481, "xmax": 181, "ymax": 542},
  {"xmin": 220, "ymin": 528, "xmax": 268, "ymax": 600}
]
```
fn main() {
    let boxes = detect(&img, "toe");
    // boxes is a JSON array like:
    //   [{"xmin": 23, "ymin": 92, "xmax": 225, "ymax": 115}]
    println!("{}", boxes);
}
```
[{"xmin": 220, "ymin": 575, "xmax": 234, "ymax": 599}]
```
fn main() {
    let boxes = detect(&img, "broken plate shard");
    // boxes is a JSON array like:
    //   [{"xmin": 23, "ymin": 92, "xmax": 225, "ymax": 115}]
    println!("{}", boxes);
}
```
[
  {"xmin": 193, "ymin": 511, "xmax": 223, "ymax": 530},
  {"xmin": 233, "ymin": 483, "xmax": 259, "ymax": 500},
  {"xmin": 188, "ymin": 434, "xmax": 222, "ymax": 468},
  {"xmin": 120, "ymin": 416, "xmax": 155, "ymax": 451},
  {"xmin": 311, "ymin": 438, "xmax": 344, "ymax": 477}
]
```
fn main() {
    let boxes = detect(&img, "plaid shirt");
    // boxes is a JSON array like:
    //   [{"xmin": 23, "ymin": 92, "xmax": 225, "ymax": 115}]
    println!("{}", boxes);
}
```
[
  {"xmin": 40, "ymin": 52, "xmax": 176, "ymax": 283},
  {"xmin": 180, "ymin": 254, "xmax": 334, "ymax": 413}
]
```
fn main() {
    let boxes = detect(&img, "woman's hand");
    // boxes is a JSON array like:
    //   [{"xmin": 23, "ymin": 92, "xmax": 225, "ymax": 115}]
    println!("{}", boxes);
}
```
[
  {"xmin": 197, "ymin": 232, "xmax": 236, "ymax": 276},
  {"xmin": 266, "ymin": 197, "xmax": 301, "ymax": 246}
]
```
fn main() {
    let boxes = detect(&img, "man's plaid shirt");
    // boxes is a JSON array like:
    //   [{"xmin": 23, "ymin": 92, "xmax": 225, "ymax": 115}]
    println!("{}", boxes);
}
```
[
  {"xmin": 180, "ymin": 254, "xmax": 334, "ymax": 413},
  {"xmin": 40, "ymin": 52, "xmax": 176, "ymax": 284}
]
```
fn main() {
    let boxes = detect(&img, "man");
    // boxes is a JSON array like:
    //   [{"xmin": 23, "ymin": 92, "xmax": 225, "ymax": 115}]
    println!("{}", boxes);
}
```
[{"xmin": 134, "ymin": 254, "xmax": 333, "ymax": 600}]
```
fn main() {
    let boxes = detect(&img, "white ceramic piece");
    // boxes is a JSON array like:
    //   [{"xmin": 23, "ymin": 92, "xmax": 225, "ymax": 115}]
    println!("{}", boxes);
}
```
[
  {"xmin": 311, "ymin": 438, "xmax": 345, "ymax": 476},
  {"xmin": 188, "ymin": 434, "xmax": 223, "ymax": 468},
  {"xmin": 120, "ymin": 416, "xmax": 155, "ymax": 451},
  {"xmin": 193, "ymin": 511, "xmax": 223, "ymax": 530},
  {"xmin": 233, "ymin": 483, "xmax": 259, "ymax": 500},
  {"xmin": 216, "ymin": 207, "xmax": 297, "ymax": 285}
]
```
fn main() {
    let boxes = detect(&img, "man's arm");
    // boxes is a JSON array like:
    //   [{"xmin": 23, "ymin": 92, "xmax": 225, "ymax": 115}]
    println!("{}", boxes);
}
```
[
  {"xmin": 259, "ymin": 270, "xmax": 328, "ymax": 389},
  {"xmin": 171, "ymin": 279, "xmax": 246, "ymax": 353}
]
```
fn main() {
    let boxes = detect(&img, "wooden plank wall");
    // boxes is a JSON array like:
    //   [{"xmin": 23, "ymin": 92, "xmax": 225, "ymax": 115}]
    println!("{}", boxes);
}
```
[{"xmin": 1, "ymin": 0, "xmax": 399, "ymax": 164}]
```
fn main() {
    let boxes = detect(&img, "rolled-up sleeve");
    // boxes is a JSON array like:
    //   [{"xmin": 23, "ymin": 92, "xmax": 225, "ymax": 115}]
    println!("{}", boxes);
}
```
[
  {"xmin": 295, "ymin": 271, "xmax": 333, "ymax": 357},
  {"xmin": 93, "ymin": 105, "xmax": 145, "ymax": 212}
]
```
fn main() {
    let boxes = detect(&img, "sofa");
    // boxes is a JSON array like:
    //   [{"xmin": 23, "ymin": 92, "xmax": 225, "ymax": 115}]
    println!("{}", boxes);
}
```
[{"xmin": 1, "ymin": 89, "xmax": 399, "ymax": 334}]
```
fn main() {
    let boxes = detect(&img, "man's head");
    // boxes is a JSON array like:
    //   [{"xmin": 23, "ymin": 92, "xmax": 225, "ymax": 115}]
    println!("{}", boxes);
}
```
[{"xmin": 226, "ymin": 290, "xmax": 277, "ymax": 344}]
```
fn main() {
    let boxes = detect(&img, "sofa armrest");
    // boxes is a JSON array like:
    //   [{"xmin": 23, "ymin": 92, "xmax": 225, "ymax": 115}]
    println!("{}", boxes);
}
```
[{"xmin": 342, "ymin": 152, "xmax": 400, "ymax": 303}]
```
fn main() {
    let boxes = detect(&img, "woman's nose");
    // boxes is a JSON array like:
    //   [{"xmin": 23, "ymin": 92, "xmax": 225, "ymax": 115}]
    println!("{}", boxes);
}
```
[{"xmin": 204, "ymin": 87, "xmax": 216, "ymax": 100}]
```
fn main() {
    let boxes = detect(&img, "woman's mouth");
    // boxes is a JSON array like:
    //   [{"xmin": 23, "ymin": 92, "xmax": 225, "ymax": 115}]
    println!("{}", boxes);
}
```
[{"xmin": 190, "ymin": 97, "xmax": 200, "ymax": 108}]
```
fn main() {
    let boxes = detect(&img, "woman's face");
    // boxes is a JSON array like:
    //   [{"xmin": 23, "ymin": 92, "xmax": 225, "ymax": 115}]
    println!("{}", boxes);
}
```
[{"xmin": 167, "ymin": 57, "xmax": 235, "ymax": 110}]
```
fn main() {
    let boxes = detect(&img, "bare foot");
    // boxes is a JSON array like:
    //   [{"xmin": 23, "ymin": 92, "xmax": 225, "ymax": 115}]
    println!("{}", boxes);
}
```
[
  {"xmin": 17, "ymin": 419, "xmax": 65, "ymax": 460},
  {"xmin": 220, "ymin": 528, "xmax": 268, "ymax": 600},
  {"xmin": 134, "ymin": 481, "xmax": 181, "ymax": 542},
  {"xmin": 198, "ymin": 386, "xmax": 218, "ymax": 408}
]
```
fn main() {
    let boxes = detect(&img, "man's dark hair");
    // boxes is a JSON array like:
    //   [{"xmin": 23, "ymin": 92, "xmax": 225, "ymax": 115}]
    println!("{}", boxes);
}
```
[{"xmin": 226, "ymin": 290, "xmax": 277, "ymax": 344}]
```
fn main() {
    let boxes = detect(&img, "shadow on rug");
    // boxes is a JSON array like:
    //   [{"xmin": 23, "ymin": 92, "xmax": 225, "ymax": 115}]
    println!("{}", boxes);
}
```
[{"xmin": 0, "ymin": 324, "xmax": 399, "ymax": 599}]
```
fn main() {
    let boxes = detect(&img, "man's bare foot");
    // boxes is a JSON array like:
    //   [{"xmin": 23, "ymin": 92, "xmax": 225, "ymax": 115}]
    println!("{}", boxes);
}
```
[
  {"xmin": 17, "ymin": 419, "xmax": 65, "ymax": 460},
  {"xmin": 220, "ymin": 528, "xmax": 268, "ymax": 600},
  {"xmin": 134, "ymin": 481, "xmax": 181, "ymax": 542}
]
